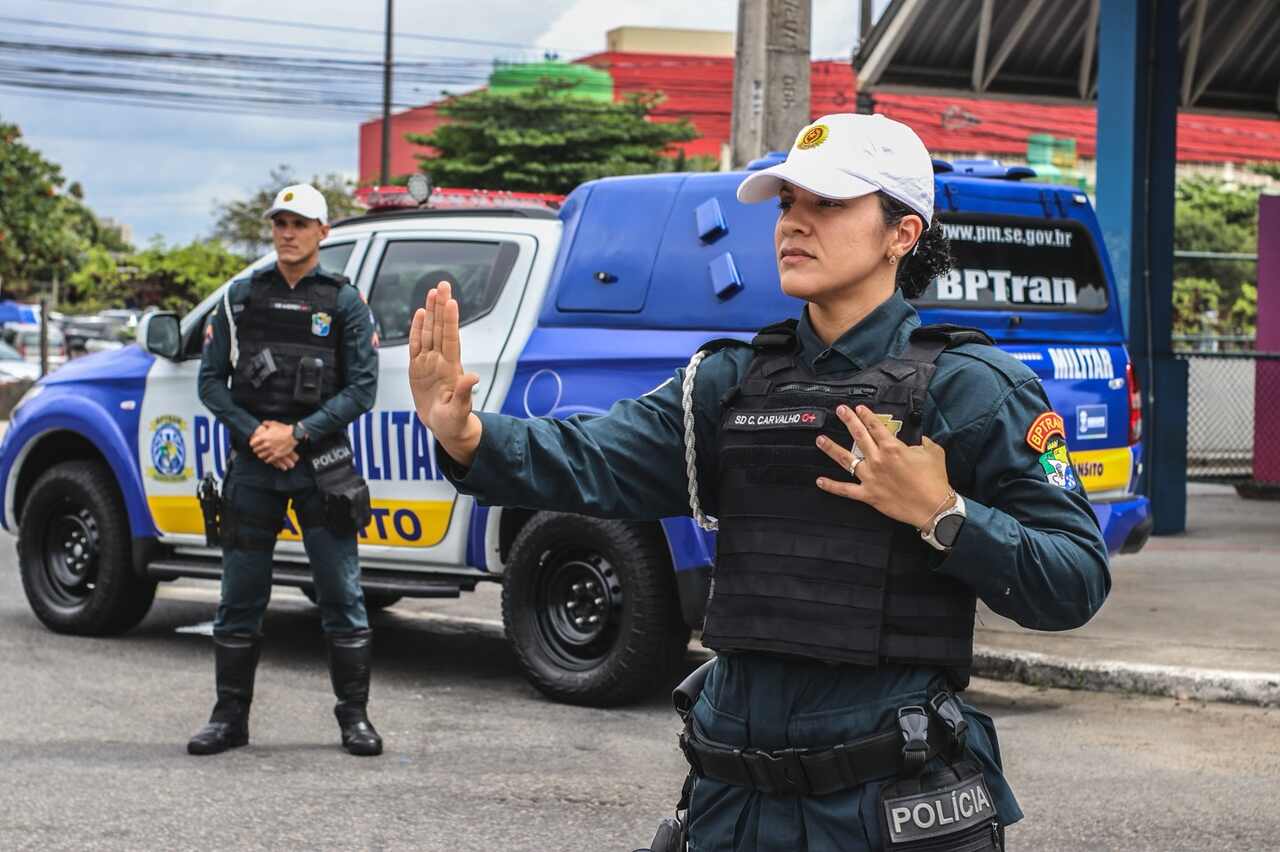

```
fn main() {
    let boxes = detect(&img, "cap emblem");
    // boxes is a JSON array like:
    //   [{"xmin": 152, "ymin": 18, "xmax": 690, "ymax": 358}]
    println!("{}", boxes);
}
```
[
  {"xmin": 796, "ymin": 124, "xmax": 829, "ymax": 150},
  {"xmin": 283, "ymin": 191, "xmax": 295, "ymax": 202}
]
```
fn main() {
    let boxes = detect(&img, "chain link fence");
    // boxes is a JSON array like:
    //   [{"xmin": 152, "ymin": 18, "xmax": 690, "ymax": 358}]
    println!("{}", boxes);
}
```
[{"xmin": 1177, "ymin": 350, "xmax": 1280, "ymax": 485}]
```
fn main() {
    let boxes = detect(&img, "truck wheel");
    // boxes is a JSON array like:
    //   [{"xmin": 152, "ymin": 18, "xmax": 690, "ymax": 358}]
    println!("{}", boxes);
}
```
[
  {"xmin": 502, "ymin": 512, "xmax": 690, "ymax": 707},
  {"xmin": 18, "ymin": 461, "xmax": 156, "ymax": 635},
  {"xmin": 301, "ymin": 586, "xmax": 401, "ymax": 611}
]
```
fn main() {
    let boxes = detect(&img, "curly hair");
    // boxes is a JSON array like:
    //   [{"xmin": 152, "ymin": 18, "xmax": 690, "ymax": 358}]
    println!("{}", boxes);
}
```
[{"xmin": 878, "ymin": 193, "xmax": 952, "ymax": 299}]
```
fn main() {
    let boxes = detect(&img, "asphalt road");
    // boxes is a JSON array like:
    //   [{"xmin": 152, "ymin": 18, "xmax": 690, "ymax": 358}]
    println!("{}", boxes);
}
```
[{"xmin": 1, "ymin": 537, "xmax": 1278, "ymax": 851}]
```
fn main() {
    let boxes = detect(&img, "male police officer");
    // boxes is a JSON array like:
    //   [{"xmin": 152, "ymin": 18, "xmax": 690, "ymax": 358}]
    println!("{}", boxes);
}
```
[{"xmin": 189, "ymin": 183, "xmax": 382, "ymax": 757}]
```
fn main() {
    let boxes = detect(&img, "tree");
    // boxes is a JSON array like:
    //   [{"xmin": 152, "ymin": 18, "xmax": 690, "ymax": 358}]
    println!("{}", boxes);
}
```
[
  {"xmin": 407, "ymin": 80, "xmax": 711, "ymax": 195},
  {"xmin": 67, "ymin": 239, "xmax": 245, "ymax": 315},
  {"xmin": 1173, "ymin": 176, "xmax": 1260, "ymax": 338},
  {"xmin": 212, "ymin": 165, "xmax": 359, "ymax": 257},
  {"xmin": 0, "ymin": 120, "xmax": 86, "ymax": 296}
]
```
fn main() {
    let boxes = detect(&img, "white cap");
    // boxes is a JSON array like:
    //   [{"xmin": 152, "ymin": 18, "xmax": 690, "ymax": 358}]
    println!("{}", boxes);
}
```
[
  {"xmin": 263, "ymin": 183, "xmax": 328, "ymax": 225},
  {"xmin": 737, "ymin": 113, "xmax": 934, "ymax": 223}
]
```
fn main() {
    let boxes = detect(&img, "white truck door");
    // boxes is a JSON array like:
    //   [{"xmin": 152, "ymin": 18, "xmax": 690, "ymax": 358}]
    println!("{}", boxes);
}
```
[{"xmin": 347, "ymin": 229, "xmax": 536, "ymax": 570}]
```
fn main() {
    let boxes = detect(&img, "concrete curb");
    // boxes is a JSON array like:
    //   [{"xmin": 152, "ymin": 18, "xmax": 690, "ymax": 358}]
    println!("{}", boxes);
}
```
[{"xmin": 972, "ymin": 645, "xmax": 1280, "ymax": 707}]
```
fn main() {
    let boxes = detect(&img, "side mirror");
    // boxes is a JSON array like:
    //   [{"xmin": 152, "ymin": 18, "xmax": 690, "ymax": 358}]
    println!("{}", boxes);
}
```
[{"xmin": 139, "ymin": 311, "xmax": 181, "ymax": 360}]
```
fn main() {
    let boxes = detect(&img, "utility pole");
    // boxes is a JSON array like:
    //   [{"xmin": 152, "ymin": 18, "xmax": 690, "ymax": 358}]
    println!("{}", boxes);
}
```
[
  {"xmin": 730, "ymin": 0, "xmax": 812, "ymax": 168},
  {"xmin": 380, "ymin": 0, "xmax": 394, "ymax": 186}
]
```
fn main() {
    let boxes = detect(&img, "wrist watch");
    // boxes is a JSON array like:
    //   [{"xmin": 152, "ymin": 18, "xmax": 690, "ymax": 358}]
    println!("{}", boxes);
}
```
[
  {"xmin": 291, "ymin": 423, "xmax": 308, "ymax": 443},
  {"xmin": 920, "ymin": 493, "xmax": 967, "ymax": 552}
]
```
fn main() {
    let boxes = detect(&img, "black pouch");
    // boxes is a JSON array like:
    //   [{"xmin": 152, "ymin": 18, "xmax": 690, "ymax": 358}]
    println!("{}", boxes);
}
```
[
  {"xmin": 294, "ymin": 355, "xmax": 324, "ymax": 406},
  {"xmin": 308, "ymin": 435, "xmax": 372, "ymax": 534},
  {"xmin": 645, "ymin": 816, "xmax": 686, "ymax": 852},
  {"xmin": 196, "ymin": 473, "xmax": 222, "ymax": 547},
  {"xmin": 879, "ymin": 761, "xmax": 1002, "ymax": 851}
]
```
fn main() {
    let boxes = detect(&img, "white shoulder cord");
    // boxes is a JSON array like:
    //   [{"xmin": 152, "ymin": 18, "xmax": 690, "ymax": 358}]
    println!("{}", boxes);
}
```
[
  {"xmin": 682, "ymin": 350, "xmax": 718, "ymax": 532},
  {"xmin": 222, "ymin": 287, "xmax": 239, "ymax": 368}
]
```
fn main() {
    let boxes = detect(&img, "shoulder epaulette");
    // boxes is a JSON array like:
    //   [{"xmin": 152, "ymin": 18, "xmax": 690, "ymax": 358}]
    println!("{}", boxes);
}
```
[{"xmin": 910, "ymin": 323, "xmax": 994, "ymax": 348}]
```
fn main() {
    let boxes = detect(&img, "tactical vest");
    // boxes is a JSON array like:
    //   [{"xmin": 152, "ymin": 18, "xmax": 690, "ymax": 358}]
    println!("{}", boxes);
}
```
[
  {"xmin": 700, "ymin": 320, "xmax": 993, "ymax": 684},
  {"xmin": 230, "ymin": 273, "xmax": 343, "ymax": 422}
]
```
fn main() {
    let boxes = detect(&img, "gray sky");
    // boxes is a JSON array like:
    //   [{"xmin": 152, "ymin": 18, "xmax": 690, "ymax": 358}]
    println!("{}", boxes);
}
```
[{"xmin": 1, "ymin": 0, "xmax": 877, "ymax": 246}]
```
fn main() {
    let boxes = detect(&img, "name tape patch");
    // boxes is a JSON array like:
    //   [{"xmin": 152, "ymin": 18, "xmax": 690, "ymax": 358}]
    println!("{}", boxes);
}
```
[
  {"xmin": 882, "ymin": 774, "xmax": 995, "ymax": 844},
  {"xmin": 725, "ymin": 408, "xmax": 827, "ymax": 431},
  {"xmin": 269, "ymin": 300, "xmax": 311, "ymax": 312}
]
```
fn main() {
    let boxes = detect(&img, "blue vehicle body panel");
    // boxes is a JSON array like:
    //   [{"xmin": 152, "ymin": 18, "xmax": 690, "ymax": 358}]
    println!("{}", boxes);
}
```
[
  {"xmin": 519, "ymin": 164, "xmax": 1150, "ymax": 565},
  {"xmin": 0, "ymin": 345, "xmax": 157, "ymax": 538}
]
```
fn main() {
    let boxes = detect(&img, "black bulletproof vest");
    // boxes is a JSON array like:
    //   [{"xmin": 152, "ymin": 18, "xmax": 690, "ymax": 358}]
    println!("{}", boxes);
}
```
[
  {"xmin": 230, "ymin": 274, "xmax": 342, "ymax": 421},
  {"xmin": 701, "ymin": 320, "xmax": 993, "ymax": 684}
]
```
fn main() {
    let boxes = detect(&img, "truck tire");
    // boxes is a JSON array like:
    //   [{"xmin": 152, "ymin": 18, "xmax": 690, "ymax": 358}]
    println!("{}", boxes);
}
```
[
  {"xmin": 301, "ymin": 585, "xmax": 401, "ymax": 612},
  {"xmin": 18, "ymin": 461, "xmax": 156, "ymax": 635},
  {"xmin": 502, "ymin": 512, "xmax": 690, "ymax": 707}
]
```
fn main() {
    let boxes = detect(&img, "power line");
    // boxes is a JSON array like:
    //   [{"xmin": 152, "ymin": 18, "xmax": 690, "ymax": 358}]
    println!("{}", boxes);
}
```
[
  {"xmin": 0, "ymin": 15, "xmax": 523, "ymax": 64},
  {"xmin": 38, "ymin": 0, "xmax": 590, "ymax": 55}
]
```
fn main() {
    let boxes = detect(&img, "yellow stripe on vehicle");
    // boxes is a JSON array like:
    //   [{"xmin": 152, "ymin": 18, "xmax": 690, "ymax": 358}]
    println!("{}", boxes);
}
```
[
  {"xmin": 1071, "ymin": 447, "xmax": 1133, "ymax": 495},
  {"xmin": 146, "ymin": 496, "xmax": 455, "ymax": 547}
]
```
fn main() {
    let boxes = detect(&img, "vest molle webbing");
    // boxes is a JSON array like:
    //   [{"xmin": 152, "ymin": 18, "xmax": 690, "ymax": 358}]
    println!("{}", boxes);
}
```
[
  {"xmin": 230, "ymin": 275, "xmax": 342, "ymax": 421},
  {"xmin": 701, "ymin": 320, "xmax": 992, "ymax": 684}
]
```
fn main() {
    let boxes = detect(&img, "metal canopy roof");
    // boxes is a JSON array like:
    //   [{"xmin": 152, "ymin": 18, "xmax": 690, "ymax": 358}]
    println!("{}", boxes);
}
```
[{"xmin": 855, "ymin": 0, "xmax": 1280, "ymax": 117}]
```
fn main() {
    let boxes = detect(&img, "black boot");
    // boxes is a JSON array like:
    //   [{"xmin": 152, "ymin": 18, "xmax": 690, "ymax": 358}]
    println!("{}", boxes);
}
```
[
  {"xmin": 187, "ymin": 633, "xmax": 261, "ymax": 755},
  {"xmin": 326, "ymin": 629, "xmax": 383, "ymax": 756}
]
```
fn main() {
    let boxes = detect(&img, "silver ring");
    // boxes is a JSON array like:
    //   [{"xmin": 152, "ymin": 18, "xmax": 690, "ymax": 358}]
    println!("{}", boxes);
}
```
[{"xmin": 848, "ymin": 456, "xmax": 863, "ymax": 477}]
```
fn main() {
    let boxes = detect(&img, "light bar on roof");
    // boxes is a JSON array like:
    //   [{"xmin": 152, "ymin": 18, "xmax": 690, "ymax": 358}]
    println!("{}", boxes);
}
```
[{"xmin": 354, "ymin": 185, "xmax": 565, "ymax": 213}]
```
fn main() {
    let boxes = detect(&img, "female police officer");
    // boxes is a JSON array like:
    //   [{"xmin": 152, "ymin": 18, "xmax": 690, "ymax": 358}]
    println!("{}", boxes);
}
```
[{"xmin": 409, "ymin": 114, "xmax": 1110, "ymax": 850}]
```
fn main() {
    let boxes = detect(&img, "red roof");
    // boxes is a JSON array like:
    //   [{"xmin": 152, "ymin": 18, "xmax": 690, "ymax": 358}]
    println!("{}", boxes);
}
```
[
  {"xmin": 359, "ymin": 51, "xmax": 1280, "ymax": 184},
  {"xmin": 875, "ymin": 93, "xmax": 1280, "ymax": 163}
]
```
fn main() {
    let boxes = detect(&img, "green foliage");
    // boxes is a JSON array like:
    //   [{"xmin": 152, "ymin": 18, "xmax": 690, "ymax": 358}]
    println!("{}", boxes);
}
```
[
  {"xmin": 1228, "ymin": 282, "xmax": 1257, "ymax": 337},
  {"xmin": 1173, "ymin": 176, "xmax": 1260, "ymax": 337},
  {"xmin": 212, "ymin": 165, "xmax": 359, "ymax": 256},
  {"xmin": 67, "ymin": 239, "xmax": 245, "ymax": 315},
  {"xmin": 1171, "ymin": 277, "xmax": 1221, "ymax": 336},
  {"xmin": 407, "ymin": 80, "xmax": 708, "ymax": 195},
  {"xmin": 0, "ymin": 120, "xmax": 86, "ymax": 294},
  {"xmin": 1245, "ymin": 161, "xmax": 1280, "ymax": 181}
]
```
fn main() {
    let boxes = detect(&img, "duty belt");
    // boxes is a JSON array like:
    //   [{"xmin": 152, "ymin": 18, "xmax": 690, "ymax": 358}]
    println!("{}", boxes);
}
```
[{"xmin": 679, "ymin": 691, "xmax": 969, "ymax": 798}]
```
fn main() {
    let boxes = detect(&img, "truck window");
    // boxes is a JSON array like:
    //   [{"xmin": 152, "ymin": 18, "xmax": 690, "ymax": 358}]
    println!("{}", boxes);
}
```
[
  {"xmin": 318, "ymin": 241, "xmax": 356, "ymax": 275},
  {"xmin": 367, "ymin": 239, "xmax": 518, "ymax": 345},
  {"xmin": 913, "ymin": 214, "xmax": 1109, "ymax": 312}
]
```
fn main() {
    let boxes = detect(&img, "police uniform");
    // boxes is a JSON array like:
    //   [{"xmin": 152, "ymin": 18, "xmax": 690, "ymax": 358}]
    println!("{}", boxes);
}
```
[
  {"xmin": 443, "ymin": 292, "xmax": 1110, "ymax": 849},
  {"xmin": 189, "ymin": 191, "xmax": 382, "ymax": 757},
  {"xmin": 441, "ymin": 114, "xmax": 1110, "ymax": 850}
]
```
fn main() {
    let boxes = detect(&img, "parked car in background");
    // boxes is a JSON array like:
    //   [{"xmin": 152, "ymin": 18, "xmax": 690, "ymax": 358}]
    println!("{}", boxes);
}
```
[
  {"xmin": 0, "ymin": 341, "xmax": 40, "ymax": 382},
  {"xmin": 64, "ymin": 314, "xmax": 135, "ymax": 358},
  {"xmin": 0, "ymin": 323, "xmax": 67, "ymax": 370}
]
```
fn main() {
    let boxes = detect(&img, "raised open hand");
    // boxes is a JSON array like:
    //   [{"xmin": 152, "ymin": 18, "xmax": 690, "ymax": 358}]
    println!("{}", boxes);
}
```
[{"xmin": 408, "ymin": 281, "xmax": 483, "ymax": 466}]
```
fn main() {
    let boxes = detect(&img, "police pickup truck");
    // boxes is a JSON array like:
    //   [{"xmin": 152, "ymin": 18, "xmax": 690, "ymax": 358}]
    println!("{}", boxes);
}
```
[{"xmin": 0, "ymin": 156, "xmax": 1151, "ymax": 706}]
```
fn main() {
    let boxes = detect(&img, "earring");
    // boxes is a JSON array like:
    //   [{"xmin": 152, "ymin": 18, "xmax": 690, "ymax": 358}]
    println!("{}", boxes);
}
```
[{"xmin": 888, "ymin": 255, "xmax": 898, "ymax": 266}]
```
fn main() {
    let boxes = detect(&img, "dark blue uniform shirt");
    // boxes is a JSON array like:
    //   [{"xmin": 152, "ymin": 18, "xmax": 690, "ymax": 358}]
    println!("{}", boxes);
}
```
[{"xmin": 445, "ymin": 290, "xmax": 1111, "ymax": 850}]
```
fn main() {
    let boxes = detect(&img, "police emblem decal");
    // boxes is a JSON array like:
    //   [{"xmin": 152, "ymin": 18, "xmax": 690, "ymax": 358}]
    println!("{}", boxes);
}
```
[
  {"xmin": 1025, "ymin": 411, "xmax": 1077, "ymax": 489},
  {"xmin": 311, "ymin": 311, "xmax": 332, "ymax": 337},
  {"xmin": 796, "ymin": 123, "xmax": 830, "ymax": 150},
  {"xmin": 148, "ymin": 416, "xmax": 191, "ymax": 482}
]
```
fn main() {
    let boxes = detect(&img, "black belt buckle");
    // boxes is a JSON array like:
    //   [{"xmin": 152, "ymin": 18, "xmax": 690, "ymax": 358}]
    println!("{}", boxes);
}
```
[
  {"xmin": 749, "ymin": 748, "xmax": 811, "ymax": 797},
  {"xmin": 928, "ymin": 691, "xmax": 970, "ymax": 756},
  {"xmin": 897, "ymin": 705, "xmax": 931, "ymax": 777}
]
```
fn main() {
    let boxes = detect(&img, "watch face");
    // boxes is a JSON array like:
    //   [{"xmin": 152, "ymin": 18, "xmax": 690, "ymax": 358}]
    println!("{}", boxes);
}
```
[{"xmin": 934, "ymin": 514, "xmax": 966, "ymax": 547}]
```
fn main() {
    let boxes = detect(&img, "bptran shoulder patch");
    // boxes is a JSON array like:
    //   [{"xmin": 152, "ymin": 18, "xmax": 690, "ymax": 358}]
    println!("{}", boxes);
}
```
[
  {"xmin": 1026, "ymin": 411, "xmax": 1077, "ymax": 489},
  {"xmin": 881, "ymin": 773, "xmax": 996, "ymax": 845}
]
